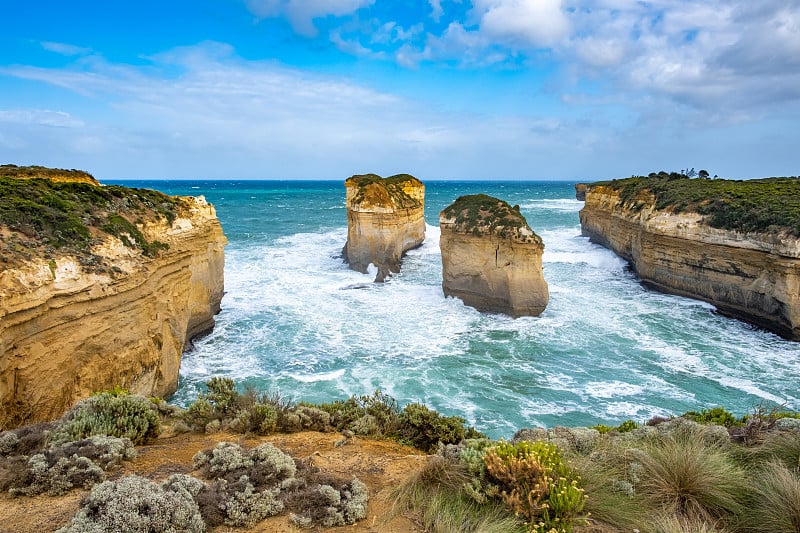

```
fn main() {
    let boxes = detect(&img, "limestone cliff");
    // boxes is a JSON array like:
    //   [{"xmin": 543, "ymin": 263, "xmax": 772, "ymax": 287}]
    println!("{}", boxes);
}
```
[
  {"xmin": 0, "ymin": 173, "xmax": 226, "ymax": 425},
  {"xmin": 342, "ymin": 174, "xmax": 425, "ymax": 282},
  {"xmin": 579, "ymin": 180, "xmax": 800, "ymax": 340},
  {"xmin": 574, "ymin": 183, "xmax": 588, "ymax": 201},
  {"xmin": 439, "ymin": 194, "xmax": 548, "ymax": 317}
]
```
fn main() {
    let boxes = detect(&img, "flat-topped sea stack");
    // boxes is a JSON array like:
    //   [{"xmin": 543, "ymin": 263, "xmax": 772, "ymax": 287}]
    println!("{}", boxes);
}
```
[
  {"xmin": 0, "ymin": 166, "xmax": 226, "ymax": 425},
  {"xmin": 579, "ymin": 173, "xmax": 800, "ymax": 340},
  {"xmin": 439, "ymin": 194, "xmax": 548, "ymax": 317},
  {"xmin": 342, "ymin": 173, "xmax": 425, "ymax": 282}
]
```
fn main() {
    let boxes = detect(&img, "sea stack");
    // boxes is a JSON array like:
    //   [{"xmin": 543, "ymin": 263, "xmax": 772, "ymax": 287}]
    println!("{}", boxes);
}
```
[
  {"xmin": 342, "ymin": 173, "xmax": 425, "ymax": 282},
  {"xmin": 439, "ymin": 194, "xmax": 549, "ymax": 317},
  {"xmin": 0, "ymin": 166, "xmax": 226, "ymax": 426}
]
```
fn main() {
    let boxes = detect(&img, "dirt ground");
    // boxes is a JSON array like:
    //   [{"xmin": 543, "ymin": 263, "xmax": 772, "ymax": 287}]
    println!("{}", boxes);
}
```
[{"xmin": 0, "ymin": 430, "xmax": 430, "ymax": 533}]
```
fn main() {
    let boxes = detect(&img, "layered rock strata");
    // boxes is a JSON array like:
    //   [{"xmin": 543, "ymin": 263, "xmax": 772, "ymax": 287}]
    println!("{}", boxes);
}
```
[
  {"xmin": 342, "ymin": 174, "xmax": 425, "ymax": 282},
  {"xmin": 0, "ymin": 179, "xmax": 226, "ymax": 425},
  {"xmin": 579, "ymin": 184, "xmax": 800, "ymax": 340},
  {"xmin": 439, "ymin": 194, "xmax": 548, "ymax": 317}
]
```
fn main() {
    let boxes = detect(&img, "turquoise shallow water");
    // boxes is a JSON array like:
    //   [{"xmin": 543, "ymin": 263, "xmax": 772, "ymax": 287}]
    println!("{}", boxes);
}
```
[{"xmin": 110, "ymin": 180, "xmax": 800, "ymax": 439}]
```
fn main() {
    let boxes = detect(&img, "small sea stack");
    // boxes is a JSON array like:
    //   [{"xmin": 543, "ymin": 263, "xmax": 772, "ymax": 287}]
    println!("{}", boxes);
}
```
[
  {"xmin": 439, "ymin": 194, "xmax": 549, "ymax": 317},
  {"xmin": 342, "ymin": 173, "xmax": 425, "ymax": 282}
]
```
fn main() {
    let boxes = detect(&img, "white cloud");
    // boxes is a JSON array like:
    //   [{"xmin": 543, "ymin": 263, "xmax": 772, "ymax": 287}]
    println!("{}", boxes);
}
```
[
  {"xmin": 474, "ymin": 0, "xmax": 569, "ymax": 47},
  {"xmin": 0, "ymin": 42, "xmax": 627, "ymax": 179},
  {"xmin": 0, "ymin": 109, "xmax": 85, "ymax": 128},
  {"xmin": 40, "ymin": 41, "xmax": 92, "ymax": 56},
  {"xmin": 245, "ymin": 0, "xmax": 374, "ymax": 36},
  {"xmin": 429, "ymin": 0, "xmax": 444, "ymax": 21}
]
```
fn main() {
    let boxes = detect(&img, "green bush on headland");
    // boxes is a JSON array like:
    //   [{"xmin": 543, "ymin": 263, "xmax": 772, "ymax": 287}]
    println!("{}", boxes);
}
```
[
  {"xmin": 592, "ymin": 172, "xmax": 800, "ymax": 235},
  {"xmin": 0, "ymin": 167, "xmax": 186, "ymax": 261},
  {"xmin": 442, "ymin": 193, "xmax": 536, "ymax": 240}
]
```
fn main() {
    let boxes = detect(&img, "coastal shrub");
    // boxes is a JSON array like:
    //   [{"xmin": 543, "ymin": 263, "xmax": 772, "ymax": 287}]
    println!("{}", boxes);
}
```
[
  {"xmin": 592, "ymin": 419, "xmax": 639, "ymax": 435},
  {"xmin": 55, "ymin": 475, "xmax": 205, "ymax": 533},
  {"xmin": 198, "ymin": 477, "xmax": 284, "ymax": 527},
  {"xmin": 51, "ymin": 389, "xmax": 160, "ymax": 445},
  {"xmin": 0, "ymin": 455, "xmax": 28, "ymax": 491},
  {"xmin": 202, "ymin": 377, "xmax": 239, "ymax": 416},
  {"xmin": 0, "ymin": 431, "xmax": 18, "ymax": 455},
  {"xmin": 287, "ymin": 477, "xmax": 369, "ymax": 528},
  {"xmin": 181, "ymin": 379, "xmax": 482, "ymax": 449},
  {"xmin": 632, "ymin": 431, "xmax": 747, "ymax": 523},
  {"xmin": 183, "ymin": 380, "xmax": 296, "ymax": 435},
  {"xmin": 193, "ymin": 442, "xmax": 296, "ymax": 483},
  {"xmin": 10, "ymin": 452, "xmax": 104, "ymax": 496},
  {"xmin": 483, "ymin": 440, "xmax": 588, "ymax": 532},
  {"xmin": 191, "ymin": 441, "xmax": 369, "ymax": 528},
  {"xmin": 8, "ymin": 436, "xmax": 135, "ymax": 496},
  {"xmin": 284, "ymin": 405, "xmax": 333, "ymax": 432},
  {"xmin": 316, "ymin": 389, "xmax": 402, "ymax": 437},
  {"xmin": 398, "ymin": 402, "xmax": 470, "ymax": 453},
  {"xmin": 683, "ymin": 407, "xmax": 743, "ymax": 428},
  {"xmin": 743, "ymin": 460, "xmax": 800, "ymax": 532}
]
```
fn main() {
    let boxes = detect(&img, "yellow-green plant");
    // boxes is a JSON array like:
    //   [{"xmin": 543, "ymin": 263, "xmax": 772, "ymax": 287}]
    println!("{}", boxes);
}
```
[{"xmin": 483, "ymin": 441, "xmax": 587, "ymax": 532}]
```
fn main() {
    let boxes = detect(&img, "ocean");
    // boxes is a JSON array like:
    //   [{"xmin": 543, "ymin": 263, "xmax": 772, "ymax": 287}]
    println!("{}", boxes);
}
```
[{"xmin": 109, "ymin": 180, "xmax": 800, "ymax": 439}]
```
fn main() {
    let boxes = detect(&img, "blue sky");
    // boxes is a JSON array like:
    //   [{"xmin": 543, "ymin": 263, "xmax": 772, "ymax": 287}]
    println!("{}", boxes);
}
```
[{"xmin": 1, "ymin": 1, "xmax": 798, "ymax": 180}]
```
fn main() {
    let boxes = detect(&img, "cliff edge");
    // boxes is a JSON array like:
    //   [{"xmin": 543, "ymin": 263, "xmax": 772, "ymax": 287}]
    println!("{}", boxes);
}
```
[
  {"xmin": 439, "ymin": 194, "xmax": 548, "ymax": 317},
  {"xmin": 342, "ymin": 173, "xmax": 425, "ymax": 282},
  {"xmin": 579, "ymin": 174, "xmax": 800, "ymax": 340},
  {"xmin": 0, "ymin": 168, "xmax": 226, "ymax": 425}
]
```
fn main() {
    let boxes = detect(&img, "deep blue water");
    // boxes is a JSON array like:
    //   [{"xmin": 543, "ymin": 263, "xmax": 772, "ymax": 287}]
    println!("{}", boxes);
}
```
[{"xmin": 109, "ymin": 180, "xmax": 800, "ymax": 438}]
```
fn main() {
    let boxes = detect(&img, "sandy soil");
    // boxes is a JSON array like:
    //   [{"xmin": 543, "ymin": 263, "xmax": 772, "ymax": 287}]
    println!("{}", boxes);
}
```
[{"xmin": 0, "ymin": 430, "xmax": 429, "ymax": 533}]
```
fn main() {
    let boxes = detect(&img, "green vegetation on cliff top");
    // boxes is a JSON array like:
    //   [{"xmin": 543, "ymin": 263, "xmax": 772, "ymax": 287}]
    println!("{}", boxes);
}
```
[
  {"xmin": 0, "ymin": 166, "xmax": 187, "ymax": 265},
  {"xmin": 346, "ymin": 173, "xmax": 422, "ymax": 209},
  {"xmin": 442, "ymin": 194, "xmax": 539, "ymax": 241},
  {"xmin": 0, "ymin": 164, "xmax": 98, "ymax": 184},
  {"xmin": 593, "ymin": 172, "xmax": 800, "ymax": 236}
]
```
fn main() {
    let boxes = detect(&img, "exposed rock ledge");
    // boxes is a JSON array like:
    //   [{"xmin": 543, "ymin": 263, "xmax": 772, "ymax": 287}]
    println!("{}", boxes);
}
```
[
  {"xmin": 440, "ymin": 194, "xmax": 548, "ymax": 317},
  {"xmin": 0, "ymin": 183, "xmax": 226, "ymax": 425},
  {"xmin": 342, "ymin": 174, "xmax": 425, "ymax": 282},
  {"xmin": 579, "ymin": 184, "xmax": 800, "ymax": 340}
]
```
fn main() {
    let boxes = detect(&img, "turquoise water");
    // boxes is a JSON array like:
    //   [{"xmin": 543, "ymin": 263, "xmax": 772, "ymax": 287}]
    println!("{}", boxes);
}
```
[{"xmin": 111, "ymin": 180, "xmax": 799, "ymax": 439}]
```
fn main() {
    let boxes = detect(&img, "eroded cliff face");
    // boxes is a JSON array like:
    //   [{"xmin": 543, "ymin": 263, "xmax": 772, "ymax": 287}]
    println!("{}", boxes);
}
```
[
  {"xmin": 342, "ymin": 174, "xmax": 425, "ymax": 282},
  {"xmin": 580, "ymin": 185, "xmax": 800, "ymax": 340},
  {"xmin": 0, "ymin": 196, "xmax": 226, "ymax": 425},
  {"xmin": 439, "ymin": 195, "xmax": 548, "ymax": 317}
]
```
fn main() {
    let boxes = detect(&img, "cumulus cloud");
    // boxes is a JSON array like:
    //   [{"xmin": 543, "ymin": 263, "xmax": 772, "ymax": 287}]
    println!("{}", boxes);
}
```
[
  {"xmin": 474, "ymin": 0, "xmax": 569, "ymax": 47},
  {"xmin": 245, "ymin": 0, "xmax": 374, "ymax": 36}
]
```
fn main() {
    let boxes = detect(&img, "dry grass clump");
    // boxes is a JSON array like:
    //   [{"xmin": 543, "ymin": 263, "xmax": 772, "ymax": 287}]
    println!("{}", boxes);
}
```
[
  {"xmin": 741, "ymin": 460, "xmax": 800, "ymax": 532},
  {"xmin": 632, "ymin": 432, "xmax": 747, "ymax": 524}
]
